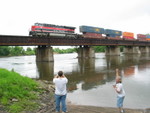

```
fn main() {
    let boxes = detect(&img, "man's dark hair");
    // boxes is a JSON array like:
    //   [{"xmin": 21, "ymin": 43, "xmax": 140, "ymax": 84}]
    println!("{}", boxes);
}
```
[{"xmin": 58, "ymin": 71, "xmax": 63, "ymax": 76}]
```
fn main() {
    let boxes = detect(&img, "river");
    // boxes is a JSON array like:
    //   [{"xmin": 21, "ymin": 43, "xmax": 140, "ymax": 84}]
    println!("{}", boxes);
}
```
[{"xmin": 0, "ymin": 53, "xmax": 150, "ymax": 109}]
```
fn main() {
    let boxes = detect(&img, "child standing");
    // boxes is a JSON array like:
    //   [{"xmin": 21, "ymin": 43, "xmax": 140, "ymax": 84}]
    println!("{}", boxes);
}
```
[{"xmin": 113, "ymin": 69, "xmax": 125, "ymax": 113}]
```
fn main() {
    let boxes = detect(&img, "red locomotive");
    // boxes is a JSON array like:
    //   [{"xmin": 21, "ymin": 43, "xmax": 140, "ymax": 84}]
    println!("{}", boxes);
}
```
[{"xmin": 29, "ymin": 23, "xmax": 76, "ymax": 37}]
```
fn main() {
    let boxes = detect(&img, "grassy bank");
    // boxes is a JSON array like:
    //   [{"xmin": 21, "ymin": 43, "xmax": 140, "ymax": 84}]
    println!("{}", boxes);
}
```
[{"xmin": 0, "ymin": 68, "xmax": 43, "ymax": 113}]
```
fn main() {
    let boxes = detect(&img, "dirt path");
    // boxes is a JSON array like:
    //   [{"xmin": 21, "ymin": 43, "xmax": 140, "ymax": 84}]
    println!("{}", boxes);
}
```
[{"xmin": 51, "ymin": 104, "xmax": 149, "ymax": 113}]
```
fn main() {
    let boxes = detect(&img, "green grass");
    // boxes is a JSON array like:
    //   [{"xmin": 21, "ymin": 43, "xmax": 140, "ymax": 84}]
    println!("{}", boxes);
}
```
[{"xmin": 0, "ymin": 68, "xmax": 41, "ymax": 113}]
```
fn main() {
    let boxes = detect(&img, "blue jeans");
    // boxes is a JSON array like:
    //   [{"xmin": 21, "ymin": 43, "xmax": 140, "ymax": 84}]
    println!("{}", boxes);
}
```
[
  {"xmin": 55, "ymin": 94, "xmax": 67, "ymax": 112},
  {"xmin": 117, "ymin": 96, "xmax": 125, "ymax": 108}
]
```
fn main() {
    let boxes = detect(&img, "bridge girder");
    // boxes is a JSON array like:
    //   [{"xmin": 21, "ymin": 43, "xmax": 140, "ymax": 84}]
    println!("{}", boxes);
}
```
[{"xmin": 0, "ymin": 35, "xmax": 150, "ymax": 46}]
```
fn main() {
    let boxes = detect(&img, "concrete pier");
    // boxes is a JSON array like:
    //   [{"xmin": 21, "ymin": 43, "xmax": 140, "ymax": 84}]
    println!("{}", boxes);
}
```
[
  {"xmin": 139, "ymin": 46, "xmax": 150, "ymax": 53},
  {"xmin": 36, "ymin": 46, "xmax": 54, "ymax": 62},
  {"xmin": 77, "ymin": 46, "xmax": 95, "ymax": 58},
  {"xmin": 105, "ymin": 46, "xmax": 120, "ymax": 56},
  {"xmin": 123, "ymin": 46, "xmax": 141, "ymax": 54},
  {"xmin": 133, "ymin": 46, "xmax": 141, "ymax": 54},
  {"xmin": 123, "ymin": 46, "xmax": 133, "ymax": 54}
]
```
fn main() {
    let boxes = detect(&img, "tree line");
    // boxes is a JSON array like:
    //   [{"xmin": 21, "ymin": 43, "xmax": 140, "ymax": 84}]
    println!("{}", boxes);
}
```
[
  {"xmin": 0, "ymin": 46, "xmax": 35, "ymax": 56},
  {"xmin": 0, "ymin": 46, "xmax": 110, "ymax": 56}
]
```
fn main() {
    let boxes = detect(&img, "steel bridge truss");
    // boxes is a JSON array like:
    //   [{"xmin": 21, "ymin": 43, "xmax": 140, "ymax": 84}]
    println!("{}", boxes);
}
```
[{"xmin": 0, "ymin": 35, "xmax": 150, "ymax": 46}]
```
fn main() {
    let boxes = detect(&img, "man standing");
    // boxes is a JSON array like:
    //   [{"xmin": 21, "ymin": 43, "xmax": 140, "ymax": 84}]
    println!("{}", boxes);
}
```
[{"xmin": 53, "ymin": 71, "xmax": 68, "ymax": 113}]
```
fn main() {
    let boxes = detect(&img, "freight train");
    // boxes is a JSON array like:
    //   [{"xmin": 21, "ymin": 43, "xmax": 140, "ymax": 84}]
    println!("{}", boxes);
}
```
[{"xmin": 29, "ymin": 23, "xmax": 150, "ymax": 41}]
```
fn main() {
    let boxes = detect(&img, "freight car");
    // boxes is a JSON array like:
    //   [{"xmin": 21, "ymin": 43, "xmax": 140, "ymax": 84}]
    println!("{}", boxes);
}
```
[
  {"xmin": 79, "ymin": 25, "xmax": 105, "ymax": 38},
  {"xmin": 79, "ymin": 25, "xmax": 150, "ymax": 41},
  {"xmin": 137, "ymin": 34, "xmax": 147, "ymax": 41},
  {"xmin": 29, "ymin": 23, "xmax": 77, "ymax": 38},
  {"xmin": 79, "ymin": 25, "xmax": 122, "ymax": 40}
]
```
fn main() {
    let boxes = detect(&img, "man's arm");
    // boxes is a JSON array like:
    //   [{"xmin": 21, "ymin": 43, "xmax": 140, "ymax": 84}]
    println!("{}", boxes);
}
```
[{"xmin": 53, "ymin": 75, "xmax": 58, "ymax": 83}]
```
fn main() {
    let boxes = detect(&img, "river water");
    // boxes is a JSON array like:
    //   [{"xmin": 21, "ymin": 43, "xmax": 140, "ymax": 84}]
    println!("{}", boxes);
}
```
[{"xmin": 0, "ymin": 53, "xmax": 150, "ymax": 109}]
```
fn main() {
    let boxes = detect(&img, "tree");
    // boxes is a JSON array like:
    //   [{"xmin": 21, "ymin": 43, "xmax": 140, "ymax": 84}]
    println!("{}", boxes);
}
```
[
  {"xmin": 10, "ymin": 46, "xmax": 24, "ymax": 56},
  {"xmin": 93, "ymin": 46, "xmax": 106, "ymax": 52},
  {"xmin": 0, "ymin": 46, "xmax": 11, "ymax": 56},
  {"xmin": 25, "ymin": 47, "xmax": 35, "ymax": 55},
  {"xmin": 53, "ymin": 48, "xmax": 77, "ymax": 54}
]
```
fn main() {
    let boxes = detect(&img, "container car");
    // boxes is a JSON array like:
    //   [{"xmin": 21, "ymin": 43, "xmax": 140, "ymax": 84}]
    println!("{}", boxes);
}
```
[
  {"xmin": 79, "ymin": 25, "xmax": 105, "ymax": 38},
  {"xmin": 146, "ymin": 35, "xmax": 150, "ymax": 41},
  {"xmin": 137, "ymin": 34, "xmax": 147, "ymax": 41},
  {"xmin": 79, "ymin": 25, "xmax": 105, "ymax": 34},
  {"xmin": 105, "ymin": 29, "xmax": 122, "ymax": 39},
  {"xmin": 123, "ymin": 32, "xmax": 134, "ymax": 40}
]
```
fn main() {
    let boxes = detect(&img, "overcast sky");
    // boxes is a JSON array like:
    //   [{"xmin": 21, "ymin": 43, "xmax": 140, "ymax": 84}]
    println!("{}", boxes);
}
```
[{"xmin": 0, "ymin": 0, "xmax": 150, "ymax": 37}]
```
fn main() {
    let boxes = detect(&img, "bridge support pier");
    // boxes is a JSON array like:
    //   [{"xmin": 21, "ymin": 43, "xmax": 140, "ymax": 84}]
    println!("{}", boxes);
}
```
[
  {"xmin": 123, "ymin": 46, "xmax": 141, "ymax": 54},
  {"xmin": 133, "ymin": 46, "xmax": 141, "ymax": 54},
  {"xmin": 105, "ymin": 46, "xmax": 120, "ymax": 56},
  {"xmin": 139, "ymin": 46, "xmax": 150, "ymax": 53},
  {"xmin": 77, "ymin": 46, "xmax": 95, "ymax": 58},
  {"xmin": 36, "ymin": 46, "xmax": 54, "ymax": 62}
]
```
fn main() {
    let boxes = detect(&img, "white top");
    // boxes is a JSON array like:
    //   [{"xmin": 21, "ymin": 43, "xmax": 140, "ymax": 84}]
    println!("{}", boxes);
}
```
[
  {"xmin": 53, "ymin": 77, "xmax": 68, "ymax": 95},
  {"xmin": 115, "ymin": 83, "xmax": 125, "ymax": 97}
]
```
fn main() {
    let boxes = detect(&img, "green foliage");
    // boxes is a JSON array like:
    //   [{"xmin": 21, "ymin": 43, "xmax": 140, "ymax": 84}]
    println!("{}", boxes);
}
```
[
  {"xmin": 119, "ymin": 46, "xmax": 124, "ymax": 52},
  {"xmin": 8, "ymin": 100, "xmax": 38, "ymax": 113},
  {"xmin": 0, "ymin": 46, "xmax": 11, "ymax": 56},
  {"xmin": 25, "ymin": 47, "xmax": 35, "ymax": 55},
  {"xmin": 0, "ymin": 46, "xmax": 35, "ymax": 56},
  {"xmin": 93, "ymin": 46, "xmax": 106, "ymax": 52},
  {"xmin": 0, "ymin": 68, "xmax": 40, "ymax": 113},
  {"xmin": 10, "ymin": 46, "xmax": 25, "ymax": 56},
  {"xmin": 53, "ymin": 47, "xmax": 77, "ymax": 54}
]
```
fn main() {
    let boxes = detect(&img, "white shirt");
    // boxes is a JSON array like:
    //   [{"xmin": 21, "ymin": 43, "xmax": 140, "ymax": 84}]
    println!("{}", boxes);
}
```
[
  {"xmin": 53, "ymin": 77, "xmax": 68, "ymax": 95},
  {"xmin": 116, "ymin": 83, "xmax": 125, "ymax": 97}
]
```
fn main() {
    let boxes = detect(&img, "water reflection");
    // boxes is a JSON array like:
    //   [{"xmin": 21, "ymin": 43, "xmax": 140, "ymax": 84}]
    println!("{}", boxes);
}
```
[
  {"xmin": 35, "ymin": 53, "xmax": 150, "ymax": 89},
  {"xmin": 123, "ymin": 66, "xmax": 135, "ymax": 77},
  {"xmin": 36, "ymin": 53, "xmax": 150, "ymax": 91},
  {"xmin": 36, "ymin": 62, "xmax": 54, "ymax": 80},
  {"xmin": 106, "ymin": 55, "xmax": 121, "ymax": 69}
]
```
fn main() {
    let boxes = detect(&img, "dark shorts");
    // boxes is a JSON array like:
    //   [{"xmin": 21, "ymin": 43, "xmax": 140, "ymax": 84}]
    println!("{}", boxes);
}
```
[{"xmin": 117, "ymin": 96, "xmax": 125, "ymax": 108}]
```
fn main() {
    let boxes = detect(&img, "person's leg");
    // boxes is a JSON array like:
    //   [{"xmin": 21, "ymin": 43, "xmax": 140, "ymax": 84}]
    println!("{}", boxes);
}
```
[
  {"xmin": 55, "ymin": 94, "xmax": 61, "ymax": 112},
  {"xmin": 61, "ymin": 95, "xmax": 67, "ymax": 112},
  {"xmin": 117, "ymin": 96, "xmax": 125, "ymax": 113},
  {"xmin": 120, "ymin": 96, "xmax": 125, "ymax": 112}
]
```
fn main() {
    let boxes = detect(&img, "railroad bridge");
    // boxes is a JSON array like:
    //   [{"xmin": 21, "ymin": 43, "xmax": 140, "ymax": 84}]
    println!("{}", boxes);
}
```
[{"xmin": 0, "ymin": 35, "xmax": 150, "ymax": 61}]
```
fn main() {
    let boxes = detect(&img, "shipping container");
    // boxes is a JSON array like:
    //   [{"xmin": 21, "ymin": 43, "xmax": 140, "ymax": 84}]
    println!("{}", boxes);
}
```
[
  {"xmin": 105, "ymin": 29, "xmax": 122, "ymax": 36},
  {"xmin": 123, "ymin": 36, "xmax": 134, "ymax": 40},
  {"xmin": 107, "ymin": 37, "xmax": 122, "ymax": 40},
  {"xmin": 146, "ymin": 35, "xmax": 150, "ymax": 38},
  {"xmin": 137, "ymin": 34, "xmax": 147, "ymax": 38},
  {"xmin": 123, "ymin": 32, "xmax": 134, "ymax": 37},
  {"xmin": 137, "ymin": 37, "xmax": 147, "ymax": 41},
  {"xmin": 83, "ymin": 32, "xmax": 103, "ymax": 38},
  {"xmin": 79, "ymin": 26, "xmax": 105, "ymax": 34}
]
